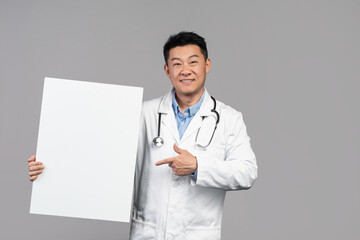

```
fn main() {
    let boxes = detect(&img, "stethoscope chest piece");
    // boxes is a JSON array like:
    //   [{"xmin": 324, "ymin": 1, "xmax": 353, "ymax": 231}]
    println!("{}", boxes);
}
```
[{"xmin": 153, "ymin": 136, "xmax": 164, "ymax": 147}]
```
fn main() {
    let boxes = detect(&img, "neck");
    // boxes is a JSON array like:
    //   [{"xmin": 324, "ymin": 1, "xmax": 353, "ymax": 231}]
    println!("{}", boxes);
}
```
[{"xmin": 175, "ymin": 88, "xmax": 204, "ymax": 113}]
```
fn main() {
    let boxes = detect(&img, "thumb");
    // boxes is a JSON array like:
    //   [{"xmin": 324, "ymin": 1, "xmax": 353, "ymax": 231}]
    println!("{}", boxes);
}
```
[{"xmin": 173, "ymin": 143, "xmax": 184, "ymax": 154}]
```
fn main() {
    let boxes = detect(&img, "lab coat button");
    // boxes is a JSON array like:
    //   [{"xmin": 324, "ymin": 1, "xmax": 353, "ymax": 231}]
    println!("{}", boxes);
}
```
[
  {"xmin": 167, "ymin": 235, "xmax": 173, "ymax": 240},
  {"xmin": 172, "ymin": 182, "xmax": 179, "ymax": 187},
  {"xmin": 169, "ymin": 209, "xmax": 175, "ymax": 214}
]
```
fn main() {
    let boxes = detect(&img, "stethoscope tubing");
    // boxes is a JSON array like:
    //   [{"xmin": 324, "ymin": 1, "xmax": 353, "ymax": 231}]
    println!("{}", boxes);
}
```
[{"xmin": 153, "ymin": 96, "xmax": 219, "ymax": 148}]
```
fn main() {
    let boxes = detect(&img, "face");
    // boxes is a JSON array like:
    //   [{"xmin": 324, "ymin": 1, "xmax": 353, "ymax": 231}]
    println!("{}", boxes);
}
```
[{"xmin": 164, "ymin": 44, "xmax": 211, "ymax": 98}]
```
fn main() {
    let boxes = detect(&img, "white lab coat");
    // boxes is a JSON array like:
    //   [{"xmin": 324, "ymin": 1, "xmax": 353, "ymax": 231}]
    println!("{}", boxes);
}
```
[{"xmin": 130, "ymin": 89, "xmax": 257, "ymax": 240}]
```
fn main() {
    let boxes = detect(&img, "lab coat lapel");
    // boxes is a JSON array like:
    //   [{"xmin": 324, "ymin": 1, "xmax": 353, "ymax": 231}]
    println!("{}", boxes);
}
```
[
  {"xmin": 180, "ymin": 90, "xmax": 213, "ymax": 143},
  {"xmin": 158, "ymin": 89, "xmax": 180, "ymax": 144}
]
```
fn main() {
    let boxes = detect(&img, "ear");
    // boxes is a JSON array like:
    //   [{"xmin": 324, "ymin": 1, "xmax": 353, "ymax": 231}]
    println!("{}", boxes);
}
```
[
  {"xmin": 205, "ymin": 58, "xmax": 211, "ymax": 74},
  {"xmin": 164, "ymin": 64, "xmax": 171, "ymax": 79}
]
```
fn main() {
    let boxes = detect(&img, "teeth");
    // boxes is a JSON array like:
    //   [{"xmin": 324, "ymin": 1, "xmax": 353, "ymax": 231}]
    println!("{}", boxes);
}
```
[{"xmin": 181, "ymin": 80, "xmax": 192, "ymax": 82}]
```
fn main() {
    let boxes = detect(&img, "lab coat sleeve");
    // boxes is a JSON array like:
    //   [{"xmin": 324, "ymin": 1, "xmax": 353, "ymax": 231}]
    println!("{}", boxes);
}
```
[{"xmin": 191, "ymin": 111, "xmax": 258, "ymax": 190}]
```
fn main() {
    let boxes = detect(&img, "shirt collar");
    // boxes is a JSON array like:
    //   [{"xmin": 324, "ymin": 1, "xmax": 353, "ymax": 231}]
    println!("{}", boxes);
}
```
[{"xmin": 172, "ymin": 89, "xmax": 205, "ymax": 117}]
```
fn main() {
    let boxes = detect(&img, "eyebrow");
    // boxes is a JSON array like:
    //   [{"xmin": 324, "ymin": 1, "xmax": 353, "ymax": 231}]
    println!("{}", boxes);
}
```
[
  {"xmin": 189, "ymin": 54, "xmax": 199, "ymax": 59},
  {"xmin": 170, "ymin": 55, "xmax": 200, "ymax": 62}
]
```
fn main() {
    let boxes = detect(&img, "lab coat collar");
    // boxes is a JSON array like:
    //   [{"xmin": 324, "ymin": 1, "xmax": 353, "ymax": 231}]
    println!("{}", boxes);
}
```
[
  {"xmin": 158, "ymin": 88, "xmax": 215, "ymax": 144},
  {"xmin": 158, "ymin": 88, "xmax": 174, "ymax": 114},
  {"xmin": 157, "ymin": 88, "xmax": 179, "ymax": 143}
]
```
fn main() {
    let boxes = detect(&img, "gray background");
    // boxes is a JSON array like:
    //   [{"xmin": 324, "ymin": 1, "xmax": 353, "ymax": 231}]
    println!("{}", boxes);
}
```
[{"xmin": 1, "ymin": 0, "xmax": 359, "ymax": 239}]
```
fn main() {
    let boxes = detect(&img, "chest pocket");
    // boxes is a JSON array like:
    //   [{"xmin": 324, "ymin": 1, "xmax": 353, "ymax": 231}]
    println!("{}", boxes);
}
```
[
  {"xmin": 192, "ymin": 116, "xmax": 226, "ymax": 161},
  {"xmin": 194, "ymin": 142, "xmax": 226, "ymax": 163},
  {"xmin": 185, "ymin": 226, "xmax": 221, "ymax": 240}
]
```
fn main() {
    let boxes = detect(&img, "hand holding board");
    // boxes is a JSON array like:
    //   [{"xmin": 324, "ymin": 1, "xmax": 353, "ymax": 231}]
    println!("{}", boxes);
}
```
[{"xmin": 30, "ymin": 77, "xmax": 143, "ymax": 222}]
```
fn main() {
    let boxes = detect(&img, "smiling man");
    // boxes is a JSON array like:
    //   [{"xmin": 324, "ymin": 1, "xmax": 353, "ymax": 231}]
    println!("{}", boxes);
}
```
[
  {"xmin": 28, "ymin": 31, "xmax": 258, "ymax": 240},
  {"xmin": 129, "ymin": 32, "xmax": 258, "ymax": 239}
]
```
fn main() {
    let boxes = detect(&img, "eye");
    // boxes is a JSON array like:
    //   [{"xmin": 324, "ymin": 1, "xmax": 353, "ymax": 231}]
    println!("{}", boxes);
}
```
[
  {"xmin": 190, "ymin": 61, "xmax": 198, "ymax": 64},
  {"xmin": 173, "ymin": 63, "xmax": 181, "ymax": 66}
]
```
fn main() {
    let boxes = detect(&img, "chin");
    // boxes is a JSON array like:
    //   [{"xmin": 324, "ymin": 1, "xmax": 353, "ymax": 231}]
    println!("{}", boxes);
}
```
[
  {"xmin": 174, "ymin": 84, "xmax": 203, "ymax": 96},
  {"xmin": 181, "ymin": 90, "xmax": 201, "ymax": 97}
]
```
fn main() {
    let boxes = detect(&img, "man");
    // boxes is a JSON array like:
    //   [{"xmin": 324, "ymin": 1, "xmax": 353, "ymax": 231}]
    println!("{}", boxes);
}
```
[{"xmin": 28, "ymin": 31, "xmax": 258, "ymax": 240}]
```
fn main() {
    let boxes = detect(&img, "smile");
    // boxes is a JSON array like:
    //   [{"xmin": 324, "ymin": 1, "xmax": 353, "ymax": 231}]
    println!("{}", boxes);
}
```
[{"xmin": 180, "ymin": 79, "xmax": 194, "ymax": 83}]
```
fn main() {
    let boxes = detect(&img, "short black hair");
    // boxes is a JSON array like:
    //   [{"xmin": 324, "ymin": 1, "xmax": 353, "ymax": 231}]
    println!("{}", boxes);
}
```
[{"xmin": 163, "ymin": 31, "xmax": 208, "ymax": 65}]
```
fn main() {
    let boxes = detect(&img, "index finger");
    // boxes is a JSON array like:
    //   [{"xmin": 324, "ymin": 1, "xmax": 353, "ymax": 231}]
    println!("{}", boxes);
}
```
[
  {"xmin": 29, "ymin": 161, "xmax": 43, "ymax": 167},
  {"xmin": 155, "ymin": 157, "xmax": 175, "ymax": 166},
  {"xmin": 27, "ymin": 155, "xmax": 36, "ymax": 162}
]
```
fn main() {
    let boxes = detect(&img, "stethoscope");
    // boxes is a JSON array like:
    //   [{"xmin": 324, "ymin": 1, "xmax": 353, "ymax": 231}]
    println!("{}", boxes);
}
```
[{"xmin": 153, "ymin": 96, "xmax": 220, "ymax": 149}]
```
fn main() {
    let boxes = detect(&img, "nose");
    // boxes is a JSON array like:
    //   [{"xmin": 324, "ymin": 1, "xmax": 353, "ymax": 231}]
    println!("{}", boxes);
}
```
[{"xmin": 180, "ymin": 64, "xmax": 191, "ymax": 76}]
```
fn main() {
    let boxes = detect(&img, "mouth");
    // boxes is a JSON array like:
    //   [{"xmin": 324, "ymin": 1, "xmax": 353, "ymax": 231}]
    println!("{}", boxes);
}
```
[{"xmin": 180, "ymin": 79, "xmax": 194, "ymax": 83}]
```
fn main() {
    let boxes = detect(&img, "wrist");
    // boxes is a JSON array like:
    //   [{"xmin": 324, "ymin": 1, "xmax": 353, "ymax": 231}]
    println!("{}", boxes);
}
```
[{"xmin": 193, "ymin": 156, "xmax": 198, "ymax": 173}]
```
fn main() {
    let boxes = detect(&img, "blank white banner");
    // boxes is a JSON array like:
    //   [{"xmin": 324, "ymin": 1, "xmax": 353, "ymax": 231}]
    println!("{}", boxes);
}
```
[{"xmin": 30, "ymin": 77, "xmax": 143, "ymax": 222}]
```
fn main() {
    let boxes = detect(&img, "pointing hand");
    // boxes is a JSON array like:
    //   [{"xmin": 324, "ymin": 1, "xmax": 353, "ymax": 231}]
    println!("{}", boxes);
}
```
[{"xmin": 155, "ymin": 144, "xmax": 197, "ymax": 176}]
